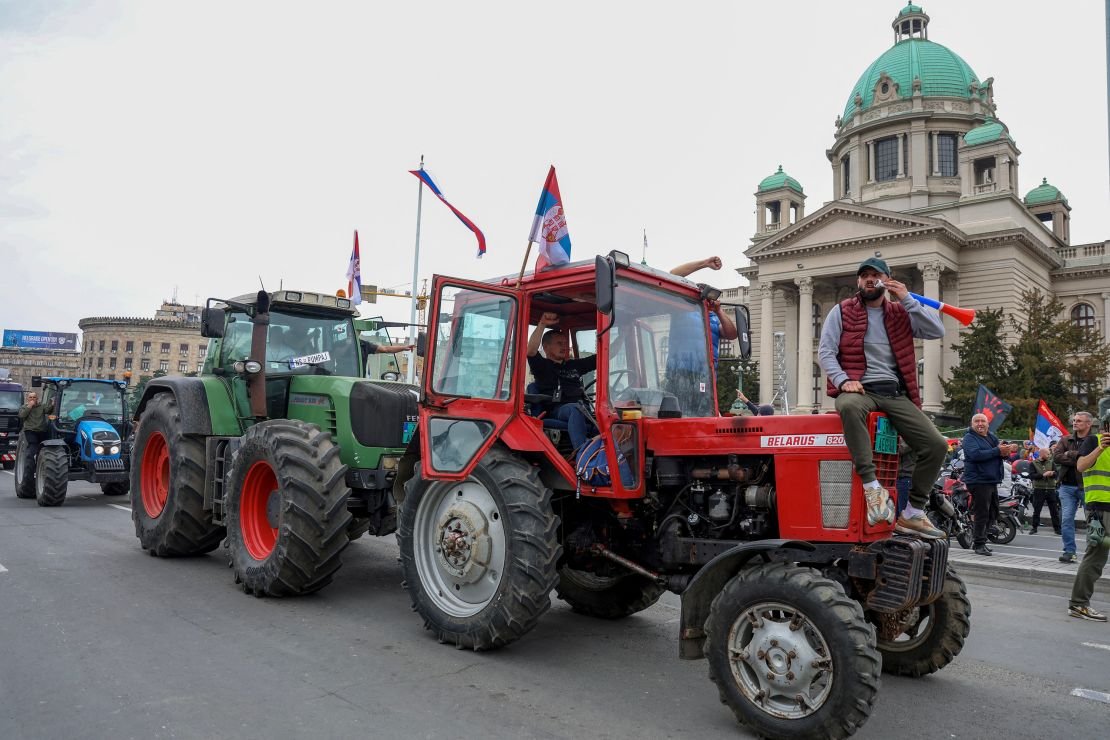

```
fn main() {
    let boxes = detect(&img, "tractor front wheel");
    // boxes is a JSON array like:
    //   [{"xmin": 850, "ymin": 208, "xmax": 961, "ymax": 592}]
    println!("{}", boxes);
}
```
[
  {"xmin": 35, "ymin": 446, "xmax": 69, "ymax": 507},
  {"xmin": 131, "ymin": 393, "xmax": 224, "ymax": 556},
  {"xmin": 705, "ymin": 563, "xmax": 881, "ymax": 740},
  {"xmin": 13, "ymin": 436, "xmax": 35, "ymax": 499},
  {"xmin": 875, "ymin": 568, "xmax": 971, "ymax": 677},
  {"xmin": 225, "ymin": 420, "xmax": 351, "ymax": 597},
  {"xmin": 556, "ymin": 567, "xmax": 665, "ymax": 619},
  {"xmin": 398, "ymin": 446, "xmax": 560, "ymax": 650}
]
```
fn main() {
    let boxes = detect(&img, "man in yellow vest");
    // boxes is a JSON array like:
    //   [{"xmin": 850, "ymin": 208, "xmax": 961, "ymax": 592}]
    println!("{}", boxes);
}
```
[{"xmin": 1068, "ymin": 413, "xmax": 1110, "ymax": 621}]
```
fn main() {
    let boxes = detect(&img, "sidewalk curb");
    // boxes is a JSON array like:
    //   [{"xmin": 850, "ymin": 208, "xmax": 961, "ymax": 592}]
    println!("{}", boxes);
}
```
[{"xmin": 947, "ymin": 550, "xmax": 1098, "ymax": 587}]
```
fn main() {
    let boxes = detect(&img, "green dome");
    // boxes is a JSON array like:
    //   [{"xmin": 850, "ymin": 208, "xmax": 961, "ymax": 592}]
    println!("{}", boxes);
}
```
[
  {"xmin": 842, "ymin": 38, "xmax": 979, "ymax": 121},
  {"xmin": 963, "ymin": 119, "xmax": 1012, "ymax": 146},
  {"xmin": 1024, "ymin": 178, "xmax": 1067, "ymax": 205},
  {"xmin": 899, "ymin": 3, "xmax": 924, "ymax": 16},
  {"xmin": 758, "ymin": 165, "xmax": 804, "ymax": 194}
]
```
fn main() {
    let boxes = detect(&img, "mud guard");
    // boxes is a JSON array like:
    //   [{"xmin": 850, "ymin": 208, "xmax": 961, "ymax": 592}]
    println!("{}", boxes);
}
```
[
  {"xmin": 392, "ymin": 433, "xmax": 422, "ymax": 506},
  {"xmin": 678, "ymin": 539, "xmax": 817, "ymax": 660},
  {"xmin": 135, "ymin": 378, "xmax": 212, "ymax": 436}
]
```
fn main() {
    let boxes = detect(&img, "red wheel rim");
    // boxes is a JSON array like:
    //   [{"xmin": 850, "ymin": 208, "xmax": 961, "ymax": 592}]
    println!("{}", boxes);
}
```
[
  {"xmin": 240, "ymin": 460, "xmax": 279, "ymax": 560},
  {"xmin": 140, "ymin": 432, "xmax": 170, "ymax": 518}
]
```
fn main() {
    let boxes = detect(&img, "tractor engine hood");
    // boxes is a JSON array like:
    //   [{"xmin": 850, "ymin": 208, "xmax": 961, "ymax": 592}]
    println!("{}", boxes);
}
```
[
  {"xmin": 77, "ymin": 419, "xmax": 124, "ymax": 460},
  {"xmin": 349, "ymin": 381, "xmax": 420, "ymax": 449}
]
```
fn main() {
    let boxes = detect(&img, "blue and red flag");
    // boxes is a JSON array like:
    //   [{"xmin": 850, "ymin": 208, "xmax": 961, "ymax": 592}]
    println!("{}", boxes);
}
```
[
  {"xmin": 1033, "ymin": 399, "xmax": 1068, "ymax": 450},
  {"xmin": 409, "ymin": 169, "xmax": 486, "ymax": 257},
  {"xmin": 972, "ymin": 384, "xmax": 1012, "ymax": 433},
  {"xmin": 346, "ymin": 230, "xmax": 362, "ymax": 306},
  {"xmin": 529, "ymin": 166, "xmax": 572, "ymax": 270}
]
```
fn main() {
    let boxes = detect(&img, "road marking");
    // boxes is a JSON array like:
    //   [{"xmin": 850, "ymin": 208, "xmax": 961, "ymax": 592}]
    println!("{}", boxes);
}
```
[
  {"xmin": 0, "ymin": 470, "xmax": 12, "ymax": 476},
  {"xmin": 1081, "ymin": 642, "xmax": 1110, "ymax": 652},
  {"xmin": 108, "ymin": 504, "xmax": 131, "ymax": 513},
  {"xmin": 1071, "ymin": 688, "xmax": 1110, "ymax": 704},
  {"xmin": 0, "ymin": 563, "xmax": 7, "ymax": 573}
]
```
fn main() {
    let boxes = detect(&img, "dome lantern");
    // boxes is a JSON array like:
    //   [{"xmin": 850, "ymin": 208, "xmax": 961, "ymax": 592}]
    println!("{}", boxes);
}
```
[
  {"xmin": 893, "ymin": 3, "xmax": 929, "ymax": 42},
  {"xmin": 753, "ymin": 166, "xmax": 806, "ymax": 244}
]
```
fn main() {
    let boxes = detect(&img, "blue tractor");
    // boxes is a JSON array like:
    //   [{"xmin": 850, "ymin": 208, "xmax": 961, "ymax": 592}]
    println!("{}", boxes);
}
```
[{"xmin": 13, "ymin": 377, "xmax": 132, "ymax": 506}]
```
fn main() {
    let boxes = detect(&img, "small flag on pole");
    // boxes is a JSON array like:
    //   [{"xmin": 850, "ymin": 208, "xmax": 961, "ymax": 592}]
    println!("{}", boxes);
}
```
[
  {"xmin": 529, "ymin": 166, "xmax": 572, "ymax": 270},
  {"xmin": 347, "ymin": 230, "xmax": 362, "ymax": 306},
  {"xmin": 409, "ymin": 169, "xmax": 486, "ymax": 257},
  {"xmin": 972, "ymin": 384, "xmax": 1012, "ymax": 433},
  {"xmin": 1033, "ymin": 400, "xmax": 1068, "ymax": 449}
]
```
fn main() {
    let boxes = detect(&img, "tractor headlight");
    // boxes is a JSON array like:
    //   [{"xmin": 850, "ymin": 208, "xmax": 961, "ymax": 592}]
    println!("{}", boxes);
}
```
[
  {"xmin": 234, "ymin": 360, "xmax": 263, "ymax": 374},
  {"xmin": 94, "ymin": 445, "xmax": 105, "ymax": 455},
  {"xmin": 381, "ymin": 456, "xmax": 400, "ymax": 471},
  {"xmin": 110, "ymin": 445, "xmax": 120, "ymax": 455}
]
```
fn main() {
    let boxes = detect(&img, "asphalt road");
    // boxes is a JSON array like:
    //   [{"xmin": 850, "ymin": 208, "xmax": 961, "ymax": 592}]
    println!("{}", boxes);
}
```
[{"xmin": 2, "ymin": 474, "xmax": 1110, "ymax": 740}]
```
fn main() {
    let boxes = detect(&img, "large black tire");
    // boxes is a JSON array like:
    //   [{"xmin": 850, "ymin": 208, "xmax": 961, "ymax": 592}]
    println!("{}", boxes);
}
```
[
  {"xmin": 35, "ymin": 446, "xmax": 69, "ymax": 507},
  {"xmin": 988, "ymin": 515, "xmax": 1017, "ymax": 545},
  {"xmin": 398, "ymin": 446, "xmax": 560, "ymax": 650},
  {"xmin": 876, "ymin": 568, "xmax": 971, "ymax": 678},
  {"xmin": 101, "ymin": 481, "xmax": 129, "ymax": 496},
  {"xmin": 704, "ymin": 563, "xmax": 881, "ymax": 740},
  {"xmin": 131, "ymin": 393, "xmax": 224, "ymax": 556},
  {"xmin": 225, "ymin": 420, "xmax": 352, "ymax": 597},
  {"xmin": 556, "ymin": 567, "xmax": 665, "ymax": 619},
  {"xmin": 13, "ymin": 436, "xmax": 35, "ymax": 499}
]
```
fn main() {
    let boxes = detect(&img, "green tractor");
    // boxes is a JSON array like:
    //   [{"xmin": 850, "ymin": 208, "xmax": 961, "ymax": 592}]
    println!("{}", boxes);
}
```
[{"xmin": 129, "ymin": 289, "xmax": 418, "ymax": 596}]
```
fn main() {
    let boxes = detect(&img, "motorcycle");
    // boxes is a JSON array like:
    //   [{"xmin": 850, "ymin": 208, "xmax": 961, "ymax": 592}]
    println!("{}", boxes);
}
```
[
  {"xmin": 1009, "ymin": 460, "xmax": 1035, "ymax": 532},
  {"xmin": 926, "ymin": 465, "xmax": 1018, "ymax": 547}
]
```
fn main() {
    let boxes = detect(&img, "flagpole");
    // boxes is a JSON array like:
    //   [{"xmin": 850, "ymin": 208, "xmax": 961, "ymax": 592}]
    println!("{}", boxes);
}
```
[
  {"xmin": 515, "ymin": 240, "xmax": 534, "ymax": 290},
  {"xmin": 407, "ymin": 155, "xmax": 424, "ymax": 385}
]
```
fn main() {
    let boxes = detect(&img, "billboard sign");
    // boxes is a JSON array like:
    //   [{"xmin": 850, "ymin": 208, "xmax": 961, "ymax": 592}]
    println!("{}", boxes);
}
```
[{"xmin": 2, "ymin": 330, "xmax": 78, "ymax": 351}]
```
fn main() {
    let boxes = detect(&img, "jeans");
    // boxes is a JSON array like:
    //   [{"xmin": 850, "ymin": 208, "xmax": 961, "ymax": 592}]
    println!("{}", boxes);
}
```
[
  {"xmin": 1059, "ymin": 484, "xmax": 1085, "ymax": 555},
  {"xmin": 553, "ymin": 403, "xmax": 594, "ymax": 451}
]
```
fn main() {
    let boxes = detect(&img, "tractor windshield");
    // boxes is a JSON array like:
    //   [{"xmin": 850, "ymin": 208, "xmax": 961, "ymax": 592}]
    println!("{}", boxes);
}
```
[
  {"xmin": 222, "ymin": 310, "xmax": 361, "ymax": 377},
  {"xmin": 57, "ymin": 381, "xmax": 125, "ymax": 425},
  {"xmin": 0, "ymin": 391, "xmax": 21, "ymax": 411},
  {"xmin": 609, "ymin": 281, "xmax": 715, "ymax": 418}
]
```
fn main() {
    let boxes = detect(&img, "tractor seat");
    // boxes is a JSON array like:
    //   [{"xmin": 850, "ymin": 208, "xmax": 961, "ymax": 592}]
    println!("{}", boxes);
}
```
[{"xmin": 525, "ymin": 384, "xmax": 569, "ymax": 430}]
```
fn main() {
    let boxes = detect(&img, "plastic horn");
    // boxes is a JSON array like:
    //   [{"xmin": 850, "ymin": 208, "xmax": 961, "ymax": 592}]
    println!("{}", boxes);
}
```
[{"xmin": 909, "ymin": 292, "xmax": 976, "ymax": 326}]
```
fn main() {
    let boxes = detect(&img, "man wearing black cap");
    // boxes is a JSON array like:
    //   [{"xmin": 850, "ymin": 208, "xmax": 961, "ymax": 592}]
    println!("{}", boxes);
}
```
[{"xmin": 818, "ymin": 257, "xmax": 949, "ymax": 538}]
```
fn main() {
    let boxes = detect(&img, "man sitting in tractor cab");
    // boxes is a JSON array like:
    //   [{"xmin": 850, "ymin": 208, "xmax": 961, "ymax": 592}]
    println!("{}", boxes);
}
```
[{"xmin": 527, "ymin": 311, "xmax": 596, "ymax": 451}]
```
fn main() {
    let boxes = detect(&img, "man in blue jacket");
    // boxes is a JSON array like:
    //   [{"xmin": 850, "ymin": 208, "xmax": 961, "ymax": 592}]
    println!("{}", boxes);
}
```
[{"xmin": 962, "ymin": 413, "xmax": 1019, "ymax": 556}]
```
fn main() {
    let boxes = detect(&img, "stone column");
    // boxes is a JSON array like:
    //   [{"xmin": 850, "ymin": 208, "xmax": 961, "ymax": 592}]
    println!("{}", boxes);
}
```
[
  {"xmin": 867, "ymin": 141, "xmax": 876, "ymax": 182},
  {"xmin": 1103, "ymin": 292, "xmax": 1110, "ymax": 345},
  {"xmin": 757, "ymin": 200, "xmax": 766, "ymax": 231},
  {"xmin": 919, "ymin": 260, "xmax": 944, "ymax": 412},
  {"xmin": 783, "ymin": 290, "xmax": 798, "ymax": 410},
  {"xmin": 931, "ymin": 132, "xmax": 939, "ymax": 176},
  {"xmin": 781, "ymin": 200, "xmax": 792, "ymax": 227},
  {"xmin": 896, "ymin": 133, "xmax": 905, "ymax": 177},
  {"xmin": 795, "ymin": 277, "xmax": 814, "ymax": 413},
  {"xmin": 759, "ymin": 282, "xmax": 774, "ymax": 404}
]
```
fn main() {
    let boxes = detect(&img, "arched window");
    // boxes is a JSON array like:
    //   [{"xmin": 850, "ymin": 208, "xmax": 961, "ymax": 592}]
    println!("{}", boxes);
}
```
[
  {"xmin": 1071, "ymin": 303, "xmax": 1096, "ymax": 330},
  {"xmin": 812, "ymin": 302, "xmax": 822, "ymax": 335},
  {"xmin": 812, "ymin": 363, "xmax": 822, "ymax": 400}
]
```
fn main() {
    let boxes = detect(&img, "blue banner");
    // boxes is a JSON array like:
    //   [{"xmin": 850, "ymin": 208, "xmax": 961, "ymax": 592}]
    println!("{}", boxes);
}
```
[{"xmin": 2, "ymin": 330, "xmax": 78, "ymax": 351}]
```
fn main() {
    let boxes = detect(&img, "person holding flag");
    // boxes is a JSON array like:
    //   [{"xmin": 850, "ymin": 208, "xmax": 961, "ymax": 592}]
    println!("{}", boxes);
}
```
[{"xmin": 1029, "ymin": 443, "xmax": 1061, "ymax": 535}]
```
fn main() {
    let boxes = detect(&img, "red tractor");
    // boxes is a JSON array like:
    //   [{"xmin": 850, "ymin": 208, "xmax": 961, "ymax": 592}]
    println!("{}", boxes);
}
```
[{"xmin": 394, "ymin": 252, "xmax": 969, "ymax": 740}]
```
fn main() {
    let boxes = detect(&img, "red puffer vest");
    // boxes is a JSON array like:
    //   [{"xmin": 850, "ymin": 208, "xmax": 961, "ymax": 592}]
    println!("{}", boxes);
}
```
[{"xmin": 825, "ymin": 295, "xmax": 921, "ymax": 407}]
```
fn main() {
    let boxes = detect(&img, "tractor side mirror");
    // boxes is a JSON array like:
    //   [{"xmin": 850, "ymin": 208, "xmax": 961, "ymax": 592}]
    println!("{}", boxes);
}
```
[
  {"xmin": 596, "ymin": 255, "xmax": 615, "ymax": 315},
  {"xmin": 201, "ymin": 307, "xmax": 226, "ymax": 338},
  {"xmin": 733, "ymin": 306, "xmax": 752, "ymax": 360},
  {"xmin": 417, "ymin": 332, "xmax": 427, "ymax": 358}
]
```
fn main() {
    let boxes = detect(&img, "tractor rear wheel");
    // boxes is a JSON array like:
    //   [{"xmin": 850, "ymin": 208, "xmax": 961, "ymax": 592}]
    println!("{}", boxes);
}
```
[
  {"xmin": 131, "ymin": 393, "xmax": 224, "ymax": 556},
  {"xmin": 398, "ymin": 446, "xmax": 560, "ymax": 650},
  {"xmin": 13, "ymin": 436, "xmax": 35, "ymax": 499},
  {"xmin": 225, "ymin": 420, "xmax": 351, "ymax": 597},
  {"xmin": 875, "ymin": 568, "xmax": 971, "ymax": 677},
  {"xmin": 101, "ymin": 481, "xmax": 129, "ymax": 496},
  {"xmin": 35, "ymin": 446, "xmax": 69, "ymax": 507},
  {"xmin": 556, "ymin": 567, "xmax": 665, "ymax": 619},
  {"xmin": 705, "ymin": 563, "xmax": 881, "ymax": 740}
]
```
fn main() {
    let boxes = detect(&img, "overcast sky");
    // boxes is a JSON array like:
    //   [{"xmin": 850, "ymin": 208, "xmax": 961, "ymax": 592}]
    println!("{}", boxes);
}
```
[{"xmin": 1, "ymin": 0, "xmax": 1107, "ymax": 340}]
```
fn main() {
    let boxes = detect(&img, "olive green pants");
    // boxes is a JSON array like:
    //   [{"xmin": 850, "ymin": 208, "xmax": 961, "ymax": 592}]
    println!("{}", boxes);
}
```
[
  {"xmin": 1070, "ymin": 510, "xmax": 1110, "ymax": 608},
  {"xmin": 834, "ymin": 391, "xmax": 948, "ymax": 510}
]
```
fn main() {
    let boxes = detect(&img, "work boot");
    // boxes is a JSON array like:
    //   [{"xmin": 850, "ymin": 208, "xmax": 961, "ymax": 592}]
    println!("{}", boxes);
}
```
[
  {"xmin": 973, "ymin": 544, "xmax": 992, "ymax": 556},
  {"xmin": 864, "ymin": 487, "xmax": 896, "ymax": 526},
  {"xmin": 895, "ymin": 511, "xmax": 944, "ymax": 539},
  {"xmin": 1069, "ymin": 605, "xmax": 1108, "ymax": 622},
  {"xmin": 1029, "ymin": 527, "xmax": 1038, "ymax": 535},
  {"xmin": 1059, "ymin": 552, "xmax": 1078, "ymax": 564}
]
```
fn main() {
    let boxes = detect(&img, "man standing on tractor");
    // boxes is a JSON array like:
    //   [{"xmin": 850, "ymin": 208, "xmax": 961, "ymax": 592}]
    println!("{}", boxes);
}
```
[
  {"xmin": 670, "ymin": 255, "xmax": 739, "ymax": 368},
  {"xmin": 818, "ymin": 256, "xmax": 949, "ymax": 538},
  {"xmin": 527, "ymin": 311, "xmax": 595, "ymax": 450},
  {"xmin": 18, "ymin": 390, "xmax": 48, "ymax": 469}
]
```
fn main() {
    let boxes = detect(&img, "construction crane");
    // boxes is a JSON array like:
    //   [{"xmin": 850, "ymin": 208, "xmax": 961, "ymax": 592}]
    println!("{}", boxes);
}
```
[{"xmin": 359, "ymin": 279, "xmax": 430, "ymax": 328}]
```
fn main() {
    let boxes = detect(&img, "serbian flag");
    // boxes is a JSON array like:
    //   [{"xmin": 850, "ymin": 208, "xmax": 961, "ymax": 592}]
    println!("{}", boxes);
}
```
[
  {"xmin": 973, "ymin": 384, "xmax": 1011, "ymax": 433},
  {"xmin": 409, "ymin": 169, "xmax": 486, "ymax": 257},
  {"xmin": 1033, "ymin": 400, "xmax": 1068, "ymax": 450},
  {"xmin": 529, "ymin": 166, "xmax": 572, "ymax": 270},
  {"xmin": 346, "ymin": 230, "xmax": 362, "ymax": 305}
]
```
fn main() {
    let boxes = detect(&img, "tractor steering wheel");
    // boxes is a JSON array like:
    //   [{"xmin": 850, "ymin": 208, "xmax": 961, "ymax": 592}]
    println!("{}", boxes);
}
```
[{"xmin": 583, "ymin": 369, "xmax": 630, "ymax": 404}]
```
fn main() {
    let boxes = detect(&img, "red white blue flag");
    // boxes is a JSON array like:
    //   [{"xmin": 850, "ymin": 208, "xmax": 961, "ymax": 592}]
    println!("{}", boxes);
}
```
[
  {"xmin": 1033, "ymin": 399, "xmax": 1068, "ymax": 449},
  {"xmin": 409, "ymin": 169, "xmax": 486, "ymax": 257},
  {"xmin": 346, "ymin": 230, "xmax": 362, "ymax": 305},
  {"xmin": 529, "ymin": 166, "xmax": 572, "ymax": 270}
]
